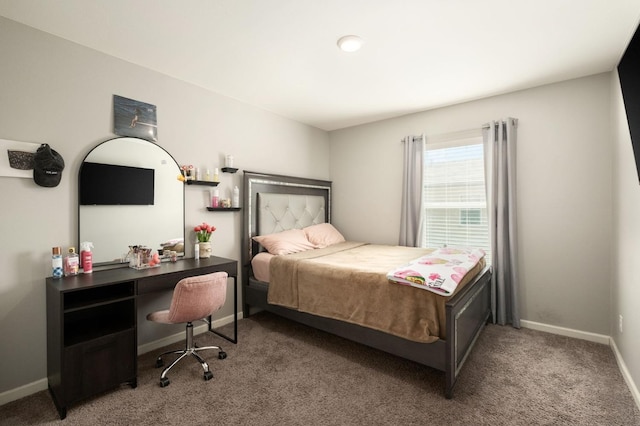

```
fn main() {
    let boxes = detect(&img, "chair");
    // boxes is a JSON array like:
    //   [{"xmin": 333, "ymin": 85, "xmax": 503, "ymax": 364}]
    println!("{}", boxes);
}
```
[{"xmin": 146, "ymin": 271, "xmax": 228, "ymax": 387}]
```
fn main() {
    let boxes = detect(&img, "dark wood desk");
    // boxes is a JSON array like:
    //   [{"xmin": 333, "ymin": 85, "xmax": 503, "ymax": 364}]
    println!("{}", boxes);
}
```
[{"xmin": 46, "ymin": 256, "xmax": 237, "ymax": 419}]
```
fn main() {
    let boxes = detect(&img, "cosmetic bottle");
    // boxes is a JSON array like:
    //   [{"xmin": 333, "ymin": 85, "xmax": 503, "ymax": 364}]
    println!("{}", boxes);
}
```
[
  {"xmin": 205, "ymin": 168, "xmax": 211, "ymax": 181},
  {"xmin": 52, "ymin": 247, "xmax": 63, "ymax": 279},
  {"xmin": 213, "ymin": 168, "xmax": 219, "ymax": 182},
  {"xmin": 80, "ymin": 241, "xmax": 94, "ymax": 274},
  {"xmin": 212, "ymin": 188, "xmax": 220, "ymax": 207},
  {"xmin": 232, "ymin": 186, "xmax": 240, "ymax": 208},
  {"xmin": 194, "ymin": 242, "xmax": 200, "ymax": 260},
  {"xmin": 64, "ymin": 247, "xmax": 80, "ymax": 276}
]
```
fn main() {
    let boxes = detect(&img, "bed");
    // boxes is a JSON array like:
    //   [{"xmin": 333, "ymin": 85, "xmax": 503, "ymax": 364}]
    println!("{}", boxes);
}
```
[{"xmin": 241, "ymin": 171, "xmax": 492, "ymax": 398}]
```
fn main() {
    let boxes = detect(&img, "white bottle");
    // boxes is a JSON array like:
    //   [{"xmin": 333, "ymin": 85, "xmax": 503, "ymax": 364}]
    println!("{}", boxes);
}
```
[
  {"xmin": 194, "ymin": 242, "xmax": 200, "ymax": 260},
  {"xmin": 232, "ymin": 186, "xmax": 240, "ymax": 208}
]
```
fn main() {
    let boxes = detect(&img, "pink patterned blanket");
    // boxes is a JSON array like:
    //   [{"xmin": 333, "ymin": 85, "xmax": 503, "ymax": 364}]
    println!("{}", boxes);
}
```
[{"xmin": 386, "ymin": 247, "xmax": 486, "ymax": 296}]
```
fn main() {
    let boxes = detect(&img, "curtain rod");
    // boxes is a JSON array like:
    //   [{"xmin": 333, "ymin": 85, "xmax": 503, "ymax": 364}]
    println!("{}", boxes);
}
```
[{"xmin": 482, "ymin": 117, "xmax": 518, "ymax": 129}]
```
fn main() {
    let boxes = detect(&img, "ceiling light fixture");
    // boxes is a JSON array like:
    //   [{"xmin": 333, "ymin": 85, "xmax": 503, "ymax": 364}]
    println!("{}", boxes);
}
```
[{"xmin": 337, "ymin": 35, "xmax": 363, "ymax": 53}]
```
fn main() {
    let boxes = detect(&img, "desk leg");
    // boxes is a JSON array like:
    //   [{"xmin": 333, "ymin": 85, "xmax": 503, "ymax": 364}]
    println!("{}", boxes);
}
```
[{"xmin": 209, "ymin": 275, "xmax": 237, "ymax": 344}]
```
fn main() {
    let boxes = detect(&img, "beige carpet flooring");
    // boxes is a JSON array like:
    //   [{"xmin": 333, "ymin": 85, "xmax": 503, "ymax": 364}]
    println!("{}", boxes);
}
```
[{"xmin": 1, "ymin": 312, "xmax": 639, "ymax": 425}]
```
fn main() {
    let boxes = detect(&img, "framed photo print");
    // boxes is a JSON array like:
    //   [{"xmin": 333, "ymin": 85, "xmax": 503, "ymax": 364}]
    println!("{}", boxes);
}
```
[{"xmin": 113, "ymin": 95, "xmax": 158, "ymax": 142}]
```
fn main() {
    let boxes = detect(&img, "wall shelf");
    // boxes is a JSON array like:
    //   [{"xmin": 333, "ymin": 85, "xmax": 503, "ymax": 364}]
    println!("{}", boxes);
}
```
[
  {"xmin": 185, "ymin": 180, "xmax": 219, "ymax": 186},
  {"xmin": 206, "ymin": 207, "xmax": 241, "ymax": 212},
  {"xmin": 221, "ymin": 167, "xmax": 238, "ymax": 173}
]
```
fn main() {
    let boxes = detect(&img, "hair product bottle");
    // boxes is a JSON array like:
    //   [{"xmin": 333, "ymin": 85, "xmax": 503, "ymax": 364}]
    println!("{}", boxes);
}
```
[
  {"xmin": 52, "ymin": 247, "xmax": 63, "ymax": 279},
  {"xmin": 64, "ymin": 247, "xmax": 80, "ymax": 276},
  {"xmin": 80, "ymin": 241, "xmax": 94, "ymax": 274}
]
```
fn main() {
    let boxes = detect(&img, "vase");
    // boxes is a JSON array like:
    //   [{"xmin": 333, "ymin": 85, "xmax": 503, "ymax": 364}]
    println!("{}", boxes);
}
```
[{"xmin": 198, "ymin": 241, "xmax": 212, "ymax": 258}]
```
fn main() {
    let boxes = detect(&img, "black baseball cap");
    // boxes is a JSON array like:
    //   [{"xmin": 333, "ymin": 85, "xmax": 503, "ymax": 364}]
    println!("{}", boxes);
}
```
[{"xmin": 33, "ymin": 144, "xmax": 65, "ymax": 187}]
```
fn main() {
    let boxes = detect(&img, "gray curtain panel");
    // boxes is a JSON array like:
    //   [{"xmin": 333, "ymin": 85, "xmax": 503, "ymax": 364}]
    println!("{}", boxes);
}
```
[
  {"xmin": 483, "ymin": 118, "xmax": 520, "ymax": 328},
  {"xmin": 399, "ymin": 134, "xmax": 425, "ymax": 247}
]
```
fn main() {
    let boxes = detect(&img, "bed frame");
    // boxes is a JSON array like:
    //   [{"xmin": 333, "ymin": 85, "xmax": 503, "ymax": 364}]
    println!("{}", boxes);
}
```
[{"xmin": 241, "ymin": 171, "xmax": 492, "ymax": 398}]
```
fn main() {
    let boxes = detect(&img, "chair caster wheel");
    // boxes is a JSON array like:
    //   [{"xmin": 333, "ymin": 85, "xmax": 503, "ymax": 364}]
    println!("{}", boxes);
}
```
[
  {"xmin": 155, "ymin": 358, "xmax": 164, "ymax": 368},
  {"xmin": 218, "ymin": 351, "xmax": 227, "ymax": 360},
  {"xmin": 204, "ymin": 371, "xmax": 213, "ymax": 381},
  {"xmin": 159, "ymin": 377, "xmax": 170, "ymax": 387}
]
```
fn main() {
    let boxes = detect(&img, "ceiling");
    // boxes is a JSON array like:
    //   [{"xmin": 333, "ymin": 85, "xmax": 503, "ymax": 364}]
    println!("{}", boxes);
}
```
[{"xmin": 1, "ymin": 0, "xmax": 640, "ymax": 131}]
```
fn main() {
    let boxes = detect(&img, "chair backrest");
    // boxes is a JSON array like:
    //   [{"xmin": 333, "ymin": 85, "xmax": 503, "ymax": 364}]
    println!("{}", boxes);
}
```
[{"xmin": 165, "ymin": 271, "xmax": 228, "ymax": 323}]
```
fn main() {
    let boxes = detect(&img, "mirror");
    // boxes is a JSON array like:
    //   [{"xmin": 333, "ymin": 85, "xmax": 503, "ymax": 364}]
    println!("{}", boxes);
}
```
[{"xmin": 78, "ymin": 137, "xmax": 184, "ymax": 265}]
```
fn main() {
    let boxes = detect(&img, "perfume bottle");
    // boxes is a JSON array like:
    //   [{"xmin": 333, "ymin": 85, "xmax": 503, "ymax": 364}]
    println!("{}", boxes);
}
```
[
  {"xmin": 52, "ymin": 246, "xmax": 63, "ymax": 279},
  {"xmin": 64, "ymin": 247, "xmax": 80, "ymax": 276}
]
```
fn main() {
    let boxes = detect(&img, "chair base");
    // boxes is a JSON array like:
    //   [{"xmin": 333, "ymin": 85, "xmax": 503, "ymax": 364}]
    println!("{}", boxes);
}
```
[{"xmin": 154, "ymin": 321, "xmax": 226, "ymax": 387}]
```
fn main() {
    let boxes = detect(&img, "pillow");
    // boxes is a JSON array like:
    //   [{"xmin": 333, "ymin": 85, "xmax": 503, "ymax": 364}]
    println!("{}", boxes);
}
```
[
  {"xmin": 303, "ymin": 223, "xmax": 345, "ymax": 248},
  {"xmin": 253, "ymin": 229, "xmax": 317, "ymax": 255}
]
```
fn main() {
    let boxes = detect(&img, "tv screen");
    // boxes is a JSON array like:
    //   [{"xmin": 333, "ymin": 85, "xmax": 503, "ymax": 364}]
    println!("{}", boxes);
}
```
[
  {"xmin": 618, "ymin": 23, "xmax": 640, "ymax": 183},
  {"xmin": 80, "ymin": 162, "xmax": 154, "ymax": 205}
]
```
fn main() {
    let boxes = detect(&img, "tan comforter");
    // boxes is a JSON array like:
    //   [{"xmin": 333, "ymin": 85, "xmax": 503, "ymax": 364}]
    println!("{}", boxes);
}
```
[{"xmin": 267, "ymin": 242, "xmax": 485, "ymax": 343}]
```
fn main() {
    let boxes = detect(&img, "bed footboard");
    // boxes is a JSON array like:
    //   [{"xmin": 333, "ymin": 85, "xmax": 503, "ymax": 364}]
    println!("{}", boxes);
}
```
[{"xmin": 444, "ymin": 265, "xmax": 492, "ymax": 398}]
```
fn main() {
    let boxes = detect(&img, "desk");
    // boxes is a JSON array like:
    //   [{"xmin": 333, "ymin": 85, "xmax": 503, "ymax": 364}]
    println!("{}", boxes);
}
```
[{"xmin": 46, "ymin": 256, "xmax": 237, "ymax": 419}]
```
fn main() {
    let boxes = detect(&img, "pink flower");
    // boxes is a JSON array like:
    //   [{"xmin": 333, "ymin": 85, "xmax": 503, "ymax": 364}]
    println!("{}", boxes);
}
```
[{"xmin": 194, "ymin": 222, "xmax": 216, "ymax": 242}]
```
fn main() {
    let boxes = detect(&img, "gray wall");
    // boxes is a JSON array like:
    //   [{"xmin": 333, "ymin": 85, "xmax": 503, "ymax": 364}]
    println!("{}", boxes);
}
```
[
  {"xmin": 611, "ymin": 70, "xmax": 640, "ymax": 398},
  {"xmin": 0, "ymin": 18, "xmax": 329, "ymax": 395}
]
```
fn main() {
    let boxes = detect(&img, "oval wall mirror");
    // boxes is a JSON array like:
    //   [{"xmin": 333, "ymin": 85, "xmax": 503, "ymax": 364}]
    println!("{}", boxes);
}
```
[{"xmin": 78, "ymin": 137, "xmax": 184, "ymax": 265}]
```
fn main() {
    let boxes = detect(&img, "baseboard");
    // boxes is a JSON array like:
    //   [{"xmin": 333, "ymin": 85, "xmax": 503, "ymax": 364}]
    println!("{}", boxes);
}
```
[
  {"xmin": 0, "ymin": 312, "xmax": 242, "ymax": 407},
  {"xmin": 610, "ymin": 337, "xmax": 640, "ymax": 410},
  {"xmin": 0, "ymin": 379, "xmax": 48, "ymax": 407},
  {"xmin": 520, "ymin": 320, "xmax": 610, "ymax": 345},
  {"xmin": 521, "ymin": 319, "xmax": 639, "ymax": 411}
]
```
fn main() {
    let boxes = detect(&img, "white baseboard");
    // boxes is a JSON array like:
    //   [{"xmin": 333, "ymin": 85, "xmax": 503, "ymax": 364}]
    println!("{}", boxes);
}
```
[
  {"xmin": 0, "ymin": 379, "xmax": 48, "ymax": 407},
  {"xmin": 610, "ymin": 337, "xmax": 640, "ymax": 410},
  {"xmin": 0, "ymin": 312, "xmax": 242, "ymax": 407},
  {"xmin": 521, "ymin": 319, "xmax": 639, "ymax": 411},
  {"xmin": 520, "ymin": 319, "xmax": 610, "ymax": 344}
]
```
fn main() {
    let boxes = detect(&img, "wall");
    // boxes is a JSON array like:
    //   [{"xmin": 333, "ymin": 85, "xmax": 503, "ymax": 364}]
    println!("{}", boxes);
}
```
[
  {"xmin": 330, "ymin": 73, "xmax": 613, "ymax": 337},
  {"xmin": 610, "ymin": 70, "xmax": 640, "ymax": 399},
  {"xmin": 0, "ymin": 18, "xmax": 329, "ymax": 396}
]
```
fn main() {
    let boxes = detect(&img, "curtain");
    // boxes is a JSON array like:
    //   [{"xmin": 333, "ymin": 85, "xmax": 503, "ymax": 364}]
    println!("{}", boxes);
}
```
[
  {"xmin": 482, "ymin": 118, "xmax": 520, "ymax": 328},
  {"xmin": 399, "ymin": 134, "xmax": 425, "ymax": 247}
]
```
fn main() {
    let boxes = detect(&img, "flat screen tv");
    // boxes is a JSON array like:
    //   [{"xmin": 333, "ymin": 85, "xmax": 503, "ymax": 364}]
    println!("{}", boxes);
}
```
[
  {"xmin": 80, "ymin": 162, "xmax": 154, "ymax": 205},
  {"xmin": 618, "ymin": 23, "xmax": 640, "ymax": 183}
]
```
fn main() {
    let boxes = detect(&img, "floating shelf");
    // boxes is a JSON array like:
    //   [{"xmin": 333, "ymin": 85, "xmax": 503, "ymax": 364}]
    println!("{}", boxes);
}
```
[
  {"xmin": 206, "ymin": 207, "xmax": 241, "ymax": 212},
  {"xmin": 221, "ymin": 167, "xmax": 238, "ymax": 173},
  {"xmin": 185, "ymin": 180, "xmax": 219, "ymax": 186}
]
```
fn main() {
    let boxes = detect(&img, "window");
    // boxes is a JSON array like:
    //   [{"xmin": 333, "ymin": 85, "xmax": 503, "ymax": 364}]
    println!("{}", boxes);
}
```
[{"xmin": 422, "ymin": 136, "xmax": 490, "ymax": 263}]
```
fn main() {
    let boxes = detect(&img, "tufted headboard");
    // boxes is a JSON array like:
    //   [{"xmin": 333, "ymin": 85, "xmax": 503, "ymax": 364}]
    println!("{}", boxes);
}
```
[
  {"xmin": 257, "ymin": 193, "xmax": 326, "ymax": 235},
  {"xmin": 242, "ymin": 171, "xmax": 332, "ymax": 277}
]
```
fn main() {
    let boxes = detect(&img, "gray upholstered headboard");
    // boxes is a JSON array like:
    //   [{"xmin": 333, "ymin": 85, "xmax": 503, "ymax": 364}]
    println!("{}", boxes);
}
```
[
  {"xmin": 257, "ymin": 193, "xmax": 325, "ymax": 235},
  {"xmin": 242, "ymin": 171, "xmax": 332, "ymax": 278}
]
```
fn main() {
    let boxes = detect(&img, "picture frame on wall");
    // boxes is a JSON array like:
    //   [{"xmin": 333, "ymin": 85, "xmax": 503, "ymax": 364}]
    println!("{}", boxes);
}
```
[{"xmin": 113, "ymin": 95, "xmax": 158, "ymax": 142}]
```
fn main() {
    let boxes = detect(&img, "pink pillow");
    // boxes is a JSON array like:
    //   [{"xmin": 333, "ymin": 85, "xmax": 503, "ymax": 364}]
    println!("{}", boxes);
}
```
[
  {"xmin": 303, "ymin": 223, "xmax": 345, "ymax": 248},
  {"xmin": 253, "ymin": 229, "xmax": 317, "ymax": 255}
]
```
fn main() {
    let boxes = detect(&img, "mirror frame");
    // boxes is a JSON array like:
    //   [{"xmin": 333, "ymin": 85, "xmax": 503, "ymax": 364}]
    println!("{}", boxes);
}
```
[{"xmin": 78, "ymin": 137, "xmax": 185, "ymax": 267}]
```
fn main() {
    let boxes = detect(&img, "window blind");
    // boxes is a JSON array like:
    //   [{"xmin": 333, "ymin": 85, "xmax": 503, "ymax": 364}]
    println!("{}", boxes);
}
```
[{"xmin": 423, "ymin": 137, "xmax": 491, "ymax": 263}]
